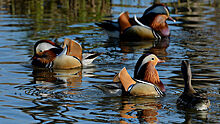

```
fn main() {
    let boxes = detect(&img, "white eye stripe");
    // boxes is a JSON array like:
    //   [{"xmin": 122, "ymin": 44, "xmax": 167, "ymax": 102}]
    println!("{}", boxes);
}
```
[
  {"xmin": 36, "ymin": 43, "xmax": 56, "ymax": 53},
  {"xmin": 136, "ymin": 54, "xmax": 156, "ymax": 75}
]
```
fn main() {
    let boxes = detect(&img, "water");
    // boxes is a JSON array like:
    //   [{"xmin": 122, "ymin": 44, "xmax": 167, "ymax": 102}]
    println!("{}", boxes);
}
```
[{"xmin": 0, "ymin": 0, "xmax": 219, "ymax": 123}]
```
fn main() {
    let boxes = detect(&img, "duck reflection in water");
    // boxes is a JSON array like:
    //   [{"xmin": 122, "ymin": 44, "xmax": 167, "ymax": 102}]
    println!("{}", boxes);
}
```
[
  {"xmin": 180, "ymin": 110, "xmax": 209, "ymax": 124},
  {"xmin": 119, "ymin": 98, "xmax": 162, "ymax": 124},
  {"xmin": 107, "ymin": 36, "xmax": 170, "ymax": 56},
  {"xmin": 16, "ymin": 67, "xmax": 82, "ymax": 123},
  {"xmin": 26, "ymin": 67, "xmax": 83, "ymax": 97}
]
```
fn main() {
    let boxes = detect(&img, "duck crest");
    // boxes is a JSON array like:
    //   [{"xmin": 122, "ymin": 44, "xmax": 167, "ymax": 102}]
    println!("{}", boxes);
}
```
[
  {"xmin": 143, "ymin": 4, "xmax": 168, "ymax": 14},
  {"xmin": 33, "ymin": 40, "xmax": 59, "ymax": 53},
  {"xmin": 134, "ymin": 53, "xmax": 152, "ymax": 77}
]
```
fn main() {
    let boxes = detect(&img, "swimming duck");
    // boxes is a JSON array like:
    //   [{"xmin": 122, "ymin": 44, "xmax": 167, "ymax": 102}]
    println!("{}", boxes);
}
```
[
  {"xmin": 176, "ymin": 60, "xmax": 210, "ymax": 111},
  {"xmin": 31, "ymin": 38, "xmax": 100, "ymax": 69},
  {"xmin": 95, "ymin": 53, "xmax": 165, "ymax": 97},
  {"xmin": 96, "ymin": 4, "xmax": 176, "ymax": 40}
]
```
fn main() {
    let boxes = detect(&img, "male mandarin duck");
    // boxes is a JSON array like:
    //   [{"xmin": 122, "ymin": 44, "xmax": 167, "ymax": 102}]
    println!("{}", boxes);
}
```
[
  {"xmin": 31, "ymin": 38, "xmax": 100, "ymax": 69},
  {"xmin": 177, "ymin": 60, "xmax": 210, "ymax": 111},
  {"xmin": 95, "ymin": 53, "xmax": 165, "ymax": 97},
  {"xmin": 96, "ymin": 4, "xmax": 176, "ymax": 40}
]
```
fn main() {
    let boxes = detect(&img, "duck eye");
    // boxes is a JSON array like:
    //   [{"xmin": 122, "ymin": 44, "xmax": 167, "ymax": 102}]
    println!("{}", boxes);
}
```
[
  {"xmin": 39, "ymin": 50, "xmax": 43, "ymax": 52},
  {"xmin": 152, "ymin": 58, "xmax": 154, "ymax": 60}
]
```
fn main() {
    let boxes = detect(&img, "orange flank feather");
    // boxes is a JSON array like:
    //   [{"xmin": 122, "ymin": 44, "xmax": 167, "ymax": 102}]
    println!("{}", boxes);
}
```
[
  {"xmin": 118, "ymin": 12, "xmax": 132, "ymax": 34},
  {"xmin": 119, "ymin": 67, "xmax": 136, "ymax": 91}
]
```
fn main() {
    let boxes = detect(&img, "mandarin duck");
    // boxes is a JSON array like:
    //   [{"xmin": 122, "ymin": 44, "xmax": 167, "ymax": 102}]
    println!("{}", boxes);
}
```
[
  {"xmin": 176, "ymin": 60, "xmax": 210, "ymax": 111},
  {"xmin": 95, "ymin": 53, "xmax": 165, "ymax": 97},
  {"xmin": 31, "ymin": 38, "xmax": 100, "ymax": 69},
  {"xmin": 96, "ymin": 4, "xmax": 175, "ymax": 40}
]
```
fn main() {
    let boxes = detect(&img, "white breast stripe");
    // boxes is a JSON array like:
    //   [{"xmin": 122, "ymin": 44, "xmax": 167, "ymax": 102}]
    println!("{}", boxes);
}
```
[
  {"xmin": 154, "ymin": 86, "xmax": 164, "ymax": 96},
  {"xmin": 134, "ymin": 79, "xmax": 154, "ymax": 86},
  {"xmin": 152, "ymin": 30, "xmax": 161, "ymax": 40}
]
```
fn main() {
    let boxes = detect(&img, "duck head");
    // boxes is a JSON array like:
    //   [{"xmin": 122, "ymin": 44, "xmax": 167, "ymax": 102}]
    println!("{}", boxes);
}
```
[
  {"xmin": 31, "ymin": 40, "xmax": 63, "ymax": 67},
  {"xmin": 139, "ymin": 4, "xmax": 176, "ymax": 37},
  {"xmin": 134, "ymin": 53, "xmax": 165, "ymax": 92}
]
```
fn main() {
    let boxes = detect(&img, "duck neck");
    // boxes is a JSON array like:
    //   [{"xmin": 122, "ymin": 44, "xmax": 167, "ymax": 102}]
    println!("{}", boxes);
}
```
[
  {"xmin": 183, "ymin": 73, "xmax": 196, "ymax": 94},
  {"xmin": 143, "ymin": 63, "xmax": 165, "ymax": 92},
  {"xmin": 182, "ymin": 63, "xmax": 196, "ymax": 94}
]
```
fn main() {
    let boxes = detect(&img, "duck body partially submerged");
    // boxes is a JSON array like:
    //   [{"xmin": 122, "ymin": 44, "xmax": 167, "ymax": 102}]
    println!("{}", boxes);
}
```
[
  {"xmin": 96, "ymin": 4, "xmax": 176, "ymax": 40},
  {"xmin": 95, "ymin": 54, "xmax": 166, "ymax": 97},
  {"xmin": 177, "ymin": 60, "xmax": 210, "ymax": 111},
  {"xmin": 32, "ymin": 38, "xmax": 100, "ymax": 69}
]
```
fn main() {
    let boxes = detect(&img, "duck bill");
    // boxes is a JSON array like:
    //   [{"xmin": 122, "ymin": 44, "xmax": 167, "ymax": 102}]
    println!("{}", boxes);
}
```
[
  {"xmin": 158, "ymin": 59, "xmax": 165, "ymax": 63},
  {"xmin": 168, "ymin": 16, "xmax": 176, "ymax": 22}
]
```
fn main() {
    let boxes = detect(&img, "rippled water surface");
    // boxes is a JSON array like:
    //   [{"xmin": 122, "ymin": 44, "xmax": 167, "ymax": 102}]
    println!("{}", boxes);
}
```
[{"xmin": 0, "ymin": 0, "xmax": 219, "ymax": 123}]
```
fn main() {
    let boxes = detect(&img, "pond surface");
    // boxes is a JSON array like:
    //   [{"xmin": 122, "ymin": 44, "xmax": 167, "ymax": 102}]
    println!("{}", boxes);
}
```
[{"xmin": 0, "ymin": 0, "xmax": 219, "ymax": 123}]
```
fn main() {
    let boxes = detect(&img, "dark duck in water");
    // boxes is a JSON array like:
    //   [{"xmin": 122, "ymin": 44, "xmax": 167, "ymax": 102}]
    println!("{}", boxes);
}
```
[{"xmin": 177, "ymin": 60, "xmax": 210, "ymax": 111}]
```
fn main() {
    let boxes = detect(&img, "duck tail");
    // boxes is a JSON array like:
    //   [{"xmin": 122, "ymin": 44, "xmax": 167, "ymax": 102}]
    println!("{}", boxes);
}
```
[{"xmin": 82, "ymin": 53, "xmax": 101, "ymax": 65}]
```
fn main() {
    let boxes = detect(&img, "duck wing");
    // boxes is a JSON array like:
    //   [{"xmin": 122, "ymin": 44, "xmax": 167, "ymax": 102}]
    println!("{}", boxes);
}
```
[
  {"xmin": 95, "ymin": 20, "xmax": 120, "ymax": 31},
  {"xmin": 177, "ymin": 92, "xmax": 210, "ymax": 111},
  {"xmin": 63, "ymin": 38, "xmax": 82, "ymax": 60},
  {"xmin": 93, "ymin": 83, "xmax": 123, "ymax": 96}
]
